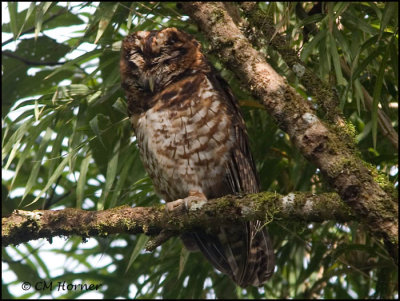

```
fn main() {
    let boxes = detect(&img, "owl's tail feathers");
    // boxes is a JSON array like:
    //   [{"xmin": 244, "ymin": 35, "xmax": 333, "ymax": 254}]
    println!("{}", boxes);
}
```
[{"xmin": 181, "ymin": 221, "xmax": 275, "ymax": 287}]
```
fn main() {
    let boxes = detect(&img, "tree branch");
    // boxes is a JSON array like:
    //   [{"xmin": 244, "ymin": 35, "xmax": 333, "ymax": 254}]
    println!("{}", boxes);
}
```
[
  {"xmin": 180, "ymin": 2, "xmax": 398, "ymax": 260},
  {"xmin": 239, "ymin": 2, "xmax": 345, "ymax": 125},
  {"xmin": 3, "ymin": 51, "xmax": 65, "ymax": 66},
  {"xmin": 2, "ymin": 191, "xmax": 353, "ymax": 247}
]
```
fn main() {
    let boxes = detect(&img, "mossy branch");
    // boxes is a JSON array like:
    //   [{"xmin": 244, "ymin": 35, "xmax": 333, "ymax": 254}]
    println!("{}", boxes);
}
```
[
  {"xmin": 180, "ymin": 2, "xmax": 398, "ymax": 261},
  {"xmin": 2, "ymin": 191, "xmax": 353, "ymax": 247}
]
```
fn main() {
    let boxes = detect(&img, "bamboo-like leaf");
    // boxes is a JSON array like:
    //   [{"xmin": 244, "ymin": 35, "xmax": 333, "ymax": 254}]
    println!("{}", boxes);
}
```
[
  {"xmin": 27, "ymin": 147, "xmax": 77, "ymax": 206},
  {"xmin": 341, "ymin": 11, "xmax": 379, "ymax": 35},
  {"xmin": 301, "ymin": 30, "xmax": 326, "ymax": 61},
  {"xmin": 178, "ymin": 247, "xmax": 190, "ymax": 279},
  {"xmin": 298, "ymin": 13, "xmax": 325, "ymax": 27},
  {"xmin": 332, "ymin": 26, "xmax": 351, "ymax": 62},
  {"xmin": 22, "ymin": 128, "xmax": 53, "ymax": 201},
  {"xmin": 125, "ymin": 235, "xmax": 150, "ymax": 274},
  {"xmin": 47, "ymin": 125, "xmax": 69, "ymax": 179},
  {"xmin": 8, "ymin": 2, "xmax": 18, "ymax": 40},
  {"xmin": 389, "ymin": 40, "xmax": 398, "ymax": 80},
  {"xmin": 89, "ymin": 115, "xmax": 106, "ymax": 149},
  {"xmin": 356, "ymin": 120, "xmax": 372, "ymax": 143},
  {"xmin": 333, "ymin": 2, "xmax": 349, "ymax": 18},
  {"xmin": 76, "ymin": 153, "xmax": 92, "ymax": 209},
  {"xmin": 34, "ymin": 100, "xmax": 40, "ymax": 121},
  {"xmin": 378, "ymin": 3, "xmax": 396, "ymax": 42},
  {"xmin": 87, "ymin": 90, "xmax": 102, "ymax": 104},
  {"xmin": 25, "ymin": 243, "xmax": 51, "ymax": 279},
  {"xmin": 51, "ymin": 88, "xmax": 59, "ymax": 105},
  {"xmin": 371, "ymin": 46, "xmax": 390, "ymax": 149},
  {"xmin": 108, "ymin": 152, "xmax": 135, "ymax": 208},
  {"xmin": 10, "ymin": 117, "xmax": 53, "ymax": 189},
  {"xmin": 320, "ymin": 34, "xmax": 331, "ymax": 77},
  {"xmin": 3, "ymin": 138, "xmax": 23, "ymax": 172},
  {"xmin": 126, "ymin": 3, "xmax": 136, "ymax": 30},
  {"xmin": 94, "ymin": 3, "xmax": 119, "ymax": 44},
  {"xmin": 2, "ymin": 118, "xmax": 34, "ymax": 162},
  {"xmin": 367, "ymin": 2, "xmax": 382, "ymax": 20},
  {"xmin": 353, "ymin": 79, "xmax": 364, "ymax": 116},
  {"xmin": 97, "ymin": 139, "xmax": 120, "ymax": 210},
  {"xmin": 34, "ymin": 2, "xmax": 52, "ymax": 40},
  {"xmin": 17, "ymin": 2, "xmax": 36, "ymax": 39},
  {"xmin": 328, "ymin": 33, "xmax": 346, "ymax": 86},
  {"xmin": 44, "ymin": 49, "xmax": 103, "ymax": 80},
  {"xmin": 352, "ymin": 48, "xmax": 382, "ymax": 82}
]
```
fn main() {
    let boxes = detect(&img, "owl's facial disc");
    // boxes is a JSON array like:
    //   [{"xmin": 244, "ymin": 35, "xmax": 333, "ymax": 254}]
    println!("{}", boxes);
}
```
[{"xmin": 122, "ymin": 28, "xmax": 203, "ymax": 93}]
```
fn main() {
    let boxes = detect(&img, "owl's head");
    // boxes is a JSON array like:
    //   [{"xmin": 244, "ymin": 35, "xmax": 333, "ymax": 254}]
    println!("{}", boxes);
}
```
[{"xmin": 120, "ymin": 27, "xmax": 208, "ymax": 97}]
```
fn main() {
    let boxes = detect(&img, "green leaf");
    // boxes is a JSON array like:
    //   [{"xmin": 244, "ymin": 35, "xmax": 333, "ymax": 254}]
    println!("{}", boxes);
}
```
[
  {"xmin": 318, "ymin": 34, "xmax": 330, "ymax": 80},
  {"xmin": 351, "ymin": 47, "xmax": 383, "ymax": 82},
  {"xmin": 341, "ymin": 11, "xmax": 379, "ymax": 35},
  {"xmin": 17, "ymin": 2, "xmax": 36, "ymax": 39},
  {"xmin": 98, "ymin": 139, "xmax": 120, "ymax": 210},
  {"xmin": 94, "ymin": 3, "xmax": 119, "ymax": 44},
  {"xmin": 2, "ymin": 5, "xmax": 83, "ymax": 34},
  {"xmin": 125, "ymin": 235, "xmax": 150, "ymax": 274},
  {"xmin": 301, "ymin": 30, "xmax": 326, "ymax": 62},
  {"xmin": 22, "ymin": 127, "xmax": 53, "ymax": 201},
  {"xmin": 76, "ymin": 153, "xmax": 91, "ymax": 209},
  {"xmin": 2, "ymin": 118, "xmax": 34, "ymax": 161},
  {"xmin": 298, "ymin": 13, "xmax": 325, "ymax": 27},
  {"xmin": 8, "ymin": 2, "xmax": 18, "ymax": 40},
  {"xmin": 332, "ymin": 26, "xmax": 351, "ymax": 62},
  {"xmin": 353, "ymin": 79, "xmax": 364, "ymax": 116},
  {"xmin": 126, "ymin": 3, "xmax": 136, "ymax": 30},
  {"xmin": 34, "ymin": 2, "xmax": 53, "ymax": 40},
  {"xmin": 378, "ymin": 3, "xmax": 396, "ymax": 42},
  {"xmin": 108, "ymin": 151, "xmax": 135, "ymax": 208},
  {"xmin": 328, "ymin": 33, "xmax": 346, "ymax": 86},
  {"xmin": 27, "ymin": 147, "xmax": 78, "ymax": 206},
  {"xmin": 47, "ymin": 124, "xmax": 70, "ymax": 179},
  {"xmin": 389, "ymin": 39, "xmax": 398, "ymax": 80},
  {"xmin": 178, "ymin": 247, "xmax": 190, "ymax": 279},
  {"xmin": 333, "ymin": 2, "xmax": 349, "ymax": 18},
  {"xmin": 9, "ymin": 116, "xmax": 53, "ymax": 189},
  {"xmin": 89, "ymin": 115, "xmax": 107, "ymax": 149},
  {"xmin": 371, "ymin": 46, "xmax": 390, "ymax": 149}
]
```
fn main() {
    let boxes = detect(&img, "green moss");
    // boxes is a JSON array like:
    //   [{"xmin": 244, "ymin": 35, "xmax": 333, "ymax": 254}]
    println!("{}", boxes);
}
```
[
  {"xmin": 210, "ymin": 7, "xmax": 225, "ymax": 25},
  {"xmin": 250, "ymin": 192, "xmax": 281, "ymax": 224},
  {"xmin": 373, "ymin": 170, "xmax": 397, "ymax": 200}
]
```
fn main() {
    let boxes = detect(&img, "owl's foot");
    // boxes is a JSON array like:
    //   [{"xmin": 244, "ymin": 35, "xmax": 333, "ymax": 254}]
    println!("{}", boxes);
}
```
[{"xmin": 165, "ymin": 191, "xmax": 207, "ymax": 215}]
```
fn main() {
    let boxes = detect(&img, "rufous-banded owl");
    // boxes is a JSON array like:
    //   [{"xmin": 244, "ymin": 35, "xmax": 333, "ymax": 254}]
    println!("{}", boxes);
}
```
[{"xmin": 120, "ymin": 27, "xmax": 275, "ymax": 287}]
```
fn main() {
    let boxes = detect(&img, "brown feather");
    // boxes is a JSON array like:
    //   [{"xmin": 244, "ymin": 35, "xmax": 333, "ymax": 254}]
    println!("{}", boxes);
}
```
[{"xmin": 120, "ymin": 27, "xmax": 275, "ymax": 287}]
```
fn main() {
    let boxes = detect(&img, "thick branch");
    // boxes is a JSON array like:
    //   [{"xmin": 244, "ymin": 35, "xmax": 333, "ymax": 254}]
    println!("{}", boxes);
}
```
[
  {"xmin": 2, "ymin": 192, "xmax": 353, "ymax": 247},
  {"xmin": 239, "ymin": 2, "xmax": 345, "ymax": 126},
  {"xmin": 239, "ymin": 2, "xmax": 397, "ymax": 151},
  {"xmin": 180, "ymin": 2, "xmax": 398, "ymax": 257}
]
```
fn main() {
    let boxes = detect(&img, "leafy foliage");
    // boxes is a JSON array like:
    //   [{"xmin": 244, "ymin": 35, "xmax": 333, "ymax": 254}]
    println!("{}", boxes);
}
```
[{"xmin": 2, "ymin": 2, "xmax": 398, "ymax": 299}]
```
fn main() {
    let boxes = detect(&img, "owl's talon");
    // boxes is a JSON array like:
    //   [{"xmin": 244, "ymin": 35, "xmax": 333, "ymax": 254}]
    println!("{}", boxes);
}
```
[
  {"xmin": 165, "ymin": 198, "xmax": 188, "ymax": 215},
  {"xmin": 165, "ymin": 192, "xmax": 206, "ymax": 215}
]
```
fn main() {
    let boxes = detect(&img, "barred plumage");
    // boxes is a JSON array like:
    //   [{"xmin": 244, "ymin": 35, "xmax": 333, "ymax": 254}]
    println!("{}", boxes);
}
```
[{"xmin": 120, "ymin": 27, "xmax": 275, "ymax": 287}]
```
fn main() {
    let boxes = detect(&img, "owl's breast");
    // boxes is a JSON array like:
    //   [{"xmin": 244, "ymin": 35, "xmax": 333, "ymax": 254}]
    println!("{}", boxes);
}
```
[{"xmin": 134, "ymin": 74, "xmax": 235, "ymax": 201}]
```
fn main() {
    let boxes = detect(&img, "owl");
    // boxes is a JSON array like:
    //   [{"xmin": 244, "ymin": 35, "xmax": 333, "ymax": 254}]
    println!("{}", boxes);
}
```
[{"xmin": 120, "ymin": 27, "xmax": 275, "ymax": 287}]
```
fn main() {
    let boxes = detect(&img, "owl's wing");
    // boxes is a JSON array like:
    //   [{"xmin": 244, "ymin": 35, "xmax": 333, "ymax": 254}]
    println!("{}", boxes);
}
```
[{"xmin": 183, "ymin": 69, "xmax": 274, "ymax": 287}]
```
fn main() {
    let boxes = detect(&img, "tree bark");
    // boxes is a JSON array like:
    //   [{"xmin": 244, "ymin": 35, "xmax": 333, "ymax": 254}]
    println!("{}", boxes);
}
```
[
  {"xmin": 179, "ymin": 2, "xmax": 398, "ymax": 261},
  {"xmin": 2, "ymin": 191, "xmax": 353, "ymax": 247}
]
